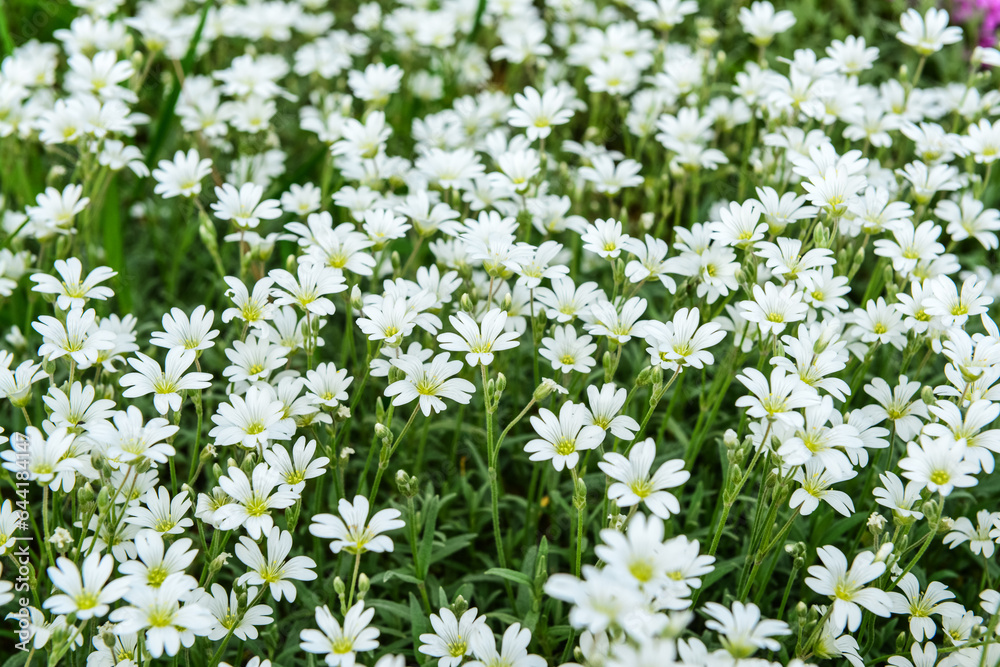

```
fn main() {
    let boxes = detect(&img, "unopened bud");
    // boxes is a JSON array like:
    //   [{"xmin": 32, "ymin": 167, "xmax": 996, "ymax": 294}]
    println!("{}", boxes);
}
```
[
  {"xmin": 451, "ymin": 595, "xmax": 469, "ymax": 617},
  {"xmin": 97, "ymin": 486, "xmax": 112, "ymax": 512},
  {"xmin": 395, "ymin": 469, "xmax": 419, "ymax": 498},
  {"xmin": 573, "ymin": 477, "xmax": 587, "ymax": 511},
  {"xmin": 49, "ymin": 527, "xmax": 73, "ymax": 552},
  {"xmin": 920, "ymin": 386, "xmax": 936, "ymax": 408},
  {"xmin": 868, "ymin": 512, "xmax": 887, "ymax": 535},
  {"xmin": 78, "ymin": 482, "xmax": 96, "ymax": 506},
  {"xmin": 199, "ymin": 213, "xmax": 218, "ymax": 254},
  {"xmin": 209, "ymin": 552, "xmax": 230, "ymax": 573},
  {"xmin": 533, "ymin": 378, "xmax": 566, "ymax": 402}
]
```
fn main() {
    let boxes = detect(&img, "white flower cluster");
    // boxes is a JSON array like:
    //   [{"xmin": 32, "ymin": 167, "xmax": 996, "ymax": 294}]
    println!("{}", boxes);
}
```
[{"xmin": 1, "ymin": 0, "xmax": 1000, "ymax": 666}]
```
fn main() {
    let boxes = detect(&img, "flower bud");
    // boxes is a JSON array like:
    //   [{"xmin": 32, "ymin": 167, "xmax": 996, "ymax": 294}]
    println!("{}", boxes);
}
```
[
  {"xmin": 209, "ymin": 552, "xmax": 230, "ymax": 573},
  {"xmin": 495, "ymin": 372, "xmax": 507, "ymax": 394},
  {"xmin": 199, "ymin": 213, "xmax": 219, "ymax": 254},
  {"xmin": 451, "ymin": 595, "xmax": 468, "ymax": 616},
  {"xmin": 533, "ymin": 378, "xmax": 566, "ymax": 402},
  {"xmin": 395, "ymin": 469, "xmax": 419, "ymax": 498},
  {"xmin": 573, "ymin": 476, "xmax": 587, "ymax": 511},
  {"xmin": 350, "ymin": 284, "xmax": 363, "ymax": 310},
  {"xmin": 97, "ymin": 486, "xmax": 112, "ymax": 512},
  {"xmin": 867, "ymin": 512, "xmax": 887, "ymax": 536},
  {"xmin": 49, "ymin": 527, "xmax": 73, "ymax": 552},
  {"xmin": 920, "ymin": 386, "xmax": 936, "ymax": 408}
]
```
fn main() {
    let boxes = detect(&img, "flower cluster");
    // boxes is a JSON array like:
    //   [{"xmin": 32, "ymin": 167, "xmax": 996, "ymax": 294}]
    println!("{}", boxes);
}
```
[{"xmin": 1, "ymin": 0, "xmax": 1000, "ymax": 666}]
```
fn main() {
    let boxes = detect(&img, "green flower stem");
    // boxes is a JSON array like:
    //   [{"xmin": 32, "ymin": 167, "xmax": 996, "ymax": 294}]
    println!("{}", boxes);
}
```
[
  {"xmin": 367, "ymin": 405, "xmax": 420, "ymax": 507},
  {"xmin": 709, "ymin": 422, "xmax": 771, "ymax": 558}
]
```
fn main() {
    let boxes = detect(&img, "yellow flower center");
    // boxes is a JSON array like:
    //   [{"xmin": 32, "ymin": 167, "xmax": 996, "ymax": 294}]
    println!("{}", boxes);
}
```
[{"xmin": 554, "ymin": 437, "xmax": 575, "ymax": 456}]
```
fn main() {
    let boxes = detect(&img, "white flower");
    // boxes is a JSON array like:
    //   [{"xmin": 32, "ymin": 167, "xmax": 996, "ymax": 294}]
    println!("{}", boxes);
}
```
[
  {"xmin": 300, "ymin": 602, "xmax": 380, "ymax": 667},
  {"xmin": 943, "ymin": 510, "xmax": 1000, "ymax": 558},
  {"xmin": 467, "ymin": 622, "xmax": 545, "ymax": 667},
  {"xmin": 735, "ymin": 367, "xmax": 819, "ymax": 428},
  {"xmin": 30, "ymin": 257, "xmax": 115, "ymax": 310},
  {"xmin": 236, "ymin": 526, "xmax": 317, "ymax": 602},
  {"xmin": 419, "ymin": 607, "xmax": 488, "ymax": 667},
  {"xmin": 738, "ymin": 1, "xmax": 796, "ymax": 47},
  {"xmin": 581, "ymin": 218, "xmax": 630, "ymax": 259},
  {"xmin": 539, "ymin": 325, "xmax": 597, "ymax": 374},
  {"xmin": 152, "ymin": 149, "xmax": 213, "ymax": 199},
  {"xmin": 384, "ymin": 352, "xmax": 476, "ymax": 416},
  {"xmin": 703, "ymin": 601, "xmax": 791, "ymax": 659},
  {"xmin": 150, "ymin": 306, "xmax": 219, "ymax": 352},
  {"xmin": 34, "ymin": 307, "xmax": 116, "ymax": 367},
  {"xmin": 599, "ymin": 438, "xmax": 689, "ymax": 518},
  {"xmin": 215, "ymin": 463, "xmax": 299, "ymax": 538},
  {"xmin": 124, "ymin": 487, "xmax": 193, "ymax": 535},
  {"xmin": 582, "ymin": 384, "xmax": 639, "ymax": 440},
  {"xmin": 898, "ymin": 438, "xmax": 978, "ymax": 496},
  {"xmin": 739, "ymin": 282, "xmax": 808, "ymax": 337},
  {"xmin": 212, "ymin": 182, "xmax": 282, "ymax": 230},
  {"xmin": 897, "ymin": 8, "xmax": 962, "ymax": 55},
  {"xmin": 524, "ymin": 401, "xmax": 605, "ymax": 471},
  {"xmin": 209, "ymin": 384, "xmax": 294, "ymax": 449},
  {"xmin": 269, "ymin": 262, "xmax": 347, "ymax": 316},
  {"xmin": 437, "ymin": 309, "xmax": 521, "ymax": 367},
  {"xmin": 120, "ymin": 349, "xmax": 212, "ymax": 415},
  {"xmin": 118, "ymin": 532, "xmax": 198, "ymax": 591},
  {"xmin": 44, "ymin": 552, "xmax": 129, "ymax": 620},
  {"xmin": 804, "ymin": 545, "xmax": 892, "ymax": 633},
  {"xmin": 887, "ymin": 572, "xmax": 963, "ymax": 641},
  {"xmin": 789, "ymin": 459, "xmax": 856, "ymax": 517},
  {"xmin": 110, "ymin": 575, "xmax": 213, "ymax": 658},
  {"xmin": 585, "ymin": 297, "xmax": 648, "ymax": 344},
  {"xmin": 507, "ymin": 86, "xmax": 573, "ymax": 141},
  {"xmin": 195, "ymin": 583, "xmax": 272, "ymax": 641},
  {"xmin": 309, "ymin": 495, "xmax": 405, "ymax": 555}
]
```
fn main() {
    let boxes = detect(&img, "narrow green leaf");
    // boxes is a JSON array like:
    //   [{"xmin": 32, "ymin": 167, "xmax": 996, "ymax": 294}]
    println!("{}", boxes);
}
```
[
  {"xmin": 417, "ymin": 494, "xmax": 441, "ymax": 579},
  {"xmin": 100, "ymin": 177, "xmax": 131, "ymax": 312},
  {"xmin": 484, "ymin": 567, "xmax": 534, "ymax": 588}
]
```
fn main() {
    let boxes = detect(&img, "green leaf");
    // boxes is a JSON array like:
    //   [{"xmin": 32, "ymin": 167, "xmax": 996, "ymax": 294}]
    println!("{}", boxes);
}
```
[
  {"xmin": 427, "ymin": 534, "xmax": 477, "ymax": 567},
  {"xmin": 145, "ymin": 0, "xmax": 215, "ymax": 167},
  {"xmin": 364, "ymin": 598, "xmax": 413, "ymax": 622},
  {"xmin": 702, "ymin": 556, "xmax": 741, "ymax": 591},
  {"xmin": 417, "ymin": 494, "xmax": 441, "ymax": 579},
  {"xmin": 2, "ymin": 651, "xmax": 28, "ymax": 667},
  {"xmin": 484, "ymin": 567, "xmax": 534, "ymax": 588},
  {"xmin": 376, "ymin": 569, "xmax": 424, "ymax": 586},
  {"xmin": 409, "ymin": 593, "xmax": 429, "ymax": 654},
  {"xmin": 100, "ymin": 177, "xmax": 131, "ymax": 312}
]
